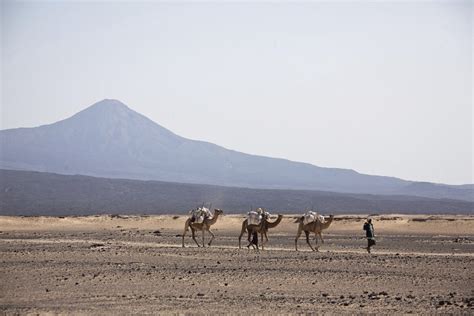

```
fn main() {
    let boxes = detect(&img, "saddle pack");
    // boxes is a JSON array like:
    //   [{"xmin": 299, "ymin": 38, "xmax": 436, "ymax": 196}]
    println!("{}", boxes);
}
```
[
  {"xmin": 190, "ymin": 207, "xmax": 212, "ymax": 223},
  {"xmin": 303, "ymin": 211, "xmax": 325, "ymax": 225}
]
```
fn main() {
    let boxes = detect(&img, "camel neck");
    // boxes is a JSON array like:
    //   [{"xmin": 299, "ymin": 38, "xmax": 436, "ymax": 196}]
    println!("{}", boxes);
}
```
[
  {"xmin": 266, "ymin": 215, "xmax": 283, "ymax": 228},
  {"xmin": 209, "ymin": 212, "xmax": 220, "ymax": 224},
  {"xmin": 322, "ymin": 217, "xmax": 333, "ymax": 229}
]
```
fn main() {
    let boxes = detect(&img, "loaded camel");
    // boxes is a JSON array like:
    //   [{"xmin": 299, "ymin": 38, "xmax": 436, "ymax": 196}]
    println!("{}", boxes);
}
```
[
  {"xmin": 239, "ymin": 214, "xmax": 283, "ymax": 250},
  {"xmin": 182, "ymin": 209, "xmax": 223, "ymax": 248},
  {"xmin": 295, "ymin": 215, "xmax": 334, "ymax": 251}
]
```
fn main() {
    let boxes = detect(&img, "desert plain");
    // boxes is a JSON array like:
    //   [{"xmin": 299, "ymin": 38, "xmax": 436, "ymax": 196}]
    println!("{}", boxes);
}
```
[{"xmin": 0, "ymin": 213, "xmax": 473, "ymax": 314}]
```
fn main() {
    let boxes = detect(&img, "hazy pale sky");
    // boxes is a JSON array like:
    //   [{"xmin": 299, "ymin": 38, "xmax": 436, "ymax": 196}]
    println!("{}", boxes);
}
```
[{"xmin": 1, "ymin": 1, "xmax": 472, "ymax": 185}]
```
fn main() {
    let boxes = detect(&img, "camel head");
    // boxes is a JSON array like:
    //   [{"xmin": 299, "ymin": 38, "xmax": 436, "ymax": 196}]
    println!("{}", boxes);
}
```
[
  {"xmin": 321, "ymin": 215, "xmax": 334, "ymax": 229},
  {"xmin": 214, "ymin": 209, "xmax": 224, "ymax": 216}
]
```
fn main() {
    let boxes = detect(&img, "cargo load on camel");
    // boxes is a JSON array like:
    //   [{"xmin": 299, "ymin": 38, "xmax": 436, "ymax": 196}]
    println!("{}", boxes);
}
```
[
  {"xmin": 246, "ymin": 207, "xmax": 269, "ymax": 225},
  {"xmin": 189, "ymin": 207, "xmax": 213, "ymax": 224},
  {"xmin": 303, "ymin": 211, "xmax": 325, "ymax": 225}
]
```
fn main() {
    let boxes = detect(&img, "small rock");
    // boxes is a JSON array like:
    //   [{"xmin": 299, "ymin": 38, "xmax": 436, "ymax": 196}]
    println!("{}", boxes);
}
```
[{"xmin": 89, "ymin": 243, "xmax": 105, "ymax": 249}]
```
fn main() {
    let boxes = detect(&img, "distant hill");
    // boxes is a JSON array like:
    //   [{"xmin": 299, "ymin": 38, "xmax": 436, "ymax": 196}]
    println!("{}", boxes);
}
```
[
  {"xmin": 1, "ymin": 99, "xmax": 472, "ymax": 201},
  {"xmin": 1, "ymin": 169, "xmax": 472, "ymax": 216}
]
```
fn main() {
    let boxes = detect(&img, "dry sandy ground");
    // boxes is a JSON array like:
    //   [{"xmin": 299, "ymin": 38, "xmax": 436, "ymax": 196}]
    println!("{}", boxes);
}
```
[{"xmin": 0, "ymin": 214, "xmax": 473, "ymax": 314}]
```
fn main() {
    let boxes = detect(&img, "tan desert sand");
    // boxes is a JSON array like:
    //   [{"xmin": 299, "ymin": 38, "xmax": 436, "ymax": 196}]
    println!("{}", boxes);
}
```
[{"xmin": 1, "ymin": 214, "xmax": 473, "ymax": 314}]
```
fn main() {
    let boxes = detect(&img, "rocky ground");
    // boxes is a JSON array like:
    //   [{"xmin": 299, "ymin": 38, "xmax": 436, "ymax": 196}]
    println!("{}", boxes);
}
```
[{"xmin": 0, "ymin": 214, "xmax": 473, "ymax": 314}]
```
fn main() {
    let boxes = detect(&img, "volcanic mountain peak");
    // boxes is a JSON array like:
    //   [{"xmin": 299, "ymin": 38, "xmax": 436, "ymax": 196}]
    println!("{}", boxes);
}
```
[{"xmin": 68, "ymin": 99, "xmax": 147, "ymax": 124}]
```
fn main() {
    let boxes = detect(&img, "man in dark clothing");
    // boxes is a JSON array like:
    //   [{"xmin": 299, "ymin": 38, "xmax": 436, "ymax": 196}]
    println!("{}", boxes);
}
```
[{"xmin": 363, "ymin": 218, "xmax": 375, "ymax": 253}]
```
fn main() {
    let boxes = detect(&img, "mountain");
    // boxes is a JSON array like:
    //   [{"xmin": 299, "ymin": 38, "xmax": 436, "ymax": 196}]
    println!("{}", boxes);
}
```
[
  {"xmin": 1, "ymin": 169, "xmax": 472, "ymax": 215},
  {"xmin": 1, "ymin": 99, "xmax": 472, "ymax": 201}
]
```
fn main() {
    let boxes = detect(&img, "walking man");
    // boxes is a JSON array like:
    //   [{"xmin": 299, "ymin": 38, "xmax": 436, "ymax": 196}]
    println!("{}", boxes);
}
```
[{"xmin": 363, "ymin": 218, "xmax": 375, "ymax": 253}]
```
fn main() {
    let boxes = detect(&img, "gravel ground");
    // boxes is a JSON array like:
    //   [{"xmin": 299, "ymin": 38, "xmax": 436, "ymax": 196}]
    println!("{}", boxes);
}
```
[{"xmin": 1, "ymin": 217, "xmax": 473, "ymax": 314}]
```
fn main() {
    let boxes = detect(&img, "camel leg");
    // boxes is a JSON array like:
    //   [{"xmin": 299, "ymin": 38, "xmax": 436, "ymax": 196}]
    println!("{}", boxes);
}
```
[
  {"xmin": 191, "ymin": 228, "xmax": 201, "ymax": 247},
  {"xmin": 254, "ymin": 232, "xmax": 260, "ymax": 252},
  {"xmin": 305, "ymin": 231, "xmax": 315, "ymax": 251},
  {"xmin": 260, "ymin": 231, "xmax": 269, "ymax": 250},
  {"xmin": 202, "ymin": 229, "xmax": 206, "ymax": 248},
  {"xmin": 319, "ymin": 232, "xmax": 324, "ymax": 244},
  {"xmin": 314, "ymin": 232, "xmax": 320, "ymax": 252},
  {"xmin": 260, "ymin": 232, "xmax": 265, "ymax": 251},
  {"xmin": 182, "ymin": 221, "xmax": 189, "ymax": 247},
  {"xmin": 295, "ymin": 224, "xmax": 303, "ymax": 251},
  {"xmin": 238, "ymin": 221, "xmax": 246, "ymax": 249},
  {"xmin": 207, "ymin": 229, "xmax": 215, "ymax": 246}
]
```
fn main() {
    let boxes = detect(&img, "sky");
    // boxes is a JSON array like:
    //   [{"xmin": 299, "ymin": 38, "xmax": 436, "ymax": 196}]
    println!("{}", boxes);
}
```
[{"xmin": 1, "ymin": 1, "xmax": 472, "ymax": 185}]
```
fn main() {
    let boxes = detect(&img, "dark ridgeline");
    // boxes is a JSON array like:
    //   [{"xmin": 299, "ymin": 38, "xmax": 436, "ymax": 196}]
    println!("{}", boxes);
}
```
[
  {"xmin": 0, "ymin": 99, "xmax": 472, "ymax": 211},
  {"xmin": 0, "ymin": 169, "xmax": 472, "ymax": 216}
]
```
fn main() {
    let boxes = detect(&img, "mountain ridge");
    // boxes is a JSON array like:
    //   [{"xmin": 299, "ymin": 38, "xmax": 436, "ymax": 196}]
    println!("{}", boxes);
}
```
[
  {"xmin": 1, "ymin": 169, "xmax": 472, "ymax": 215},
  {"xmin": 1, "ymin": 99, "xmax": 472, "ymax": 201}
]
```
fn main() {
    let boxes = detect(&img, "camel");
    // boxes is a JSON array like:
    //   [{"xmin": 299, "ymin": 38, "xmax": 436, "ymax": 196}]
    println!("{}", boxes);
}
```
[
  {"xmin": 294, "ymin": 215, "xmax": 334, "ymax": 251},
  {"xmin": 182, "ymin": 209, "xmax": 223, "ymax": 248},
  {"xmin": 238, "ymin": 214, "xmax": 283, "ymax": 250},
  {"xmin": 237, "ymin": 213, "xmax": 270, "ymax": 249}
]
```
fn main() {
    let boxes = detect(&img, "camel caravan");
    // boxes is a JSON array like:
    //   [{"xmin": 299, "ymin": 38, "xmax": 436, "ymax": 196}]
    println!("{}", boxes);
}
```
[{"xmin": 182, "ymin": 206, "xmax": 334, "ymax": 251}]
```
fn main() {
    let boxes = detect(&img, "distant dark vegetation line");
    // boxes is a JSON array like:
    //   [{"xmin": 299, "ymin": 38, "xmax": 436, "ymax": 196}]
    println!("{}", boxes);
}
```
[{"xmin": 0, "ymin": 169, "xmax": 472, "ymax": 216}]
